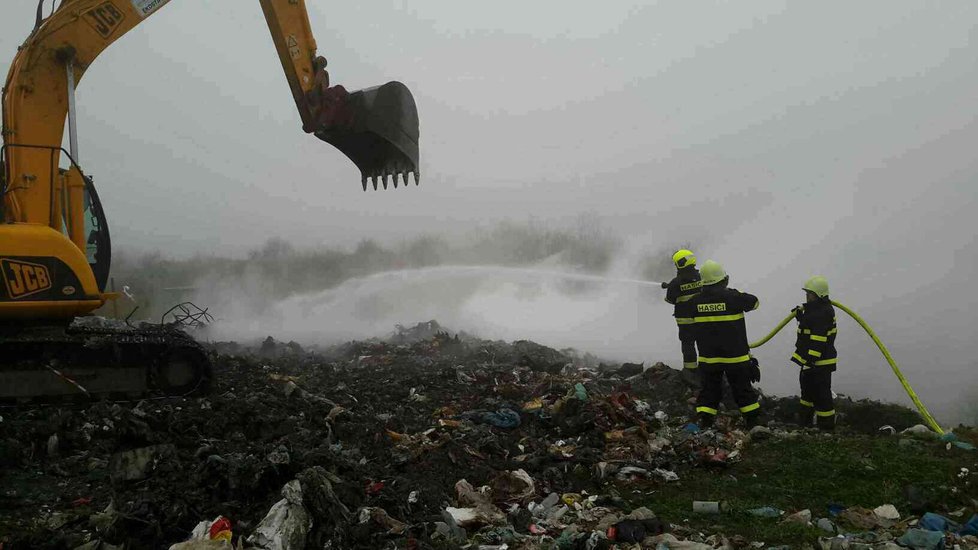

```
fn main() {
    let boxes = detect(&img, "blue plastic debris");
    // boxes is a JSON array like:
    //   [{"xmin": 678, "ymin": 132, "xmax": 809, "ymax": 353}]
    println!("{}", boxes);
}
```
[
  {"xmin": 573, "ymin": 383, "xmax": 588, "ymax": 402},
  {"xmin": 920, "ymin": 512, "xmax": 978, "ymax": 537},
  {"xmin": 897, "ymin": 528, "xmax": 945, "ymax": 550},
  {"xmin": 919, "ymin": 512, "xmax": 958, "ymax": 533},
  {"xmin": 937, "ymin": 433, "xmax": 975, "ymax": 449},
  {"xmin": 683, "ymin": 423, "xmax": 701, "ymax": 434},
  {"xmin": 461, "ymin": 408, "xmax": 522, "ymax": 429},
  {"xmin": 963, "ymin": 514, "xmax": 978, "ymax": 536}
]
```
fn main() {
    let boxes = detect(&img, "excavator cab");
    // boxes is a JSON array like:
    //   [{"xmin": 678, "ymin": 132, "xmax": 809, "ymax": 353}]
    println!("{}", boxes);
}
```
[
  {"xmin": 316, "ymin": 81, "xmax": 420, "ymax": 191},
  {"xmin": 80, "ymin": 175, "xmax": 111, "ymax": 292}
]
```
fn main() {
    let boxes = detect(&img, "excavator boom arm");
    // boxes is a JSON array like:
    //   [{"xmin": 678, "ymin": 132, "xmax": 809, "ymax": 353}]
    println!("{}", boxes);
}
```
[
  {"xmin": 2, "ymin": 0, "xmax": 419, "ymax": 229},
  {"xmin": 258, "ymin": 0, "xmax": 320, "ymax": 132}
]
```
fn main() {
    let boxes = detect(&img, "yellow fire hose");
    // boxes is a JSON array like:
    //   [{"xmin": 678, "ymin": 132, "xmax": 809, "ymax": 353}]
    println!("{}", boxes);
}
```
[{"xmin": 748, "ymin": 300, "xmax": 945, "ymax": 435}]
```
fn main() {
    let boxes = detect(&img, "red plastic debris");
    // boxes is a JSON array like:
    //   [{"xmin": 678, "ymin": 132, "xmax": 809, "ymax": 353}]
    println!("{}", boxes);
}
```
[
  {"xmin": 71, "ymin": 497, "xmax": 92, "ymax": 507},
  {"xmin": 209, "ymin": 516, "xmax": 233, "ymax": 541},
  {"xmin": 366, "ymin": 480, "xmax": 385, "ymax": 496}
]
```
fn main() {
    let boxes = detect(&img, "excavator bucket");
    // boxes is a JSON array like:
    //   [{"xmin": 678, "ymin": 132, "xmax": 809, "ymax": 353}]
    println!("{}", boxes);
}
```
[{"xmin": 315, "ymin": 81, "xmax": 420, "ymax": 191}]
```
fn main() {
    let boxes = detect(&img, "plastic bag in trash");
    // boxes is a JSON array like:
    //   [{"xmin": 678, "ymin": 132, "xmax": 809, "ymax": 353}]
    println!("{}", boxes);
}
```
[
  {"xmin": 167, "ymin": 516, "xmax": 233, "ymax": 550},
  {"xmin": 920, "ymin": 512, "xmax": 978, "ymax": 537},
  {"xmin": 247, "ymin": 480, "xmax": 312, "ymax": 550}
]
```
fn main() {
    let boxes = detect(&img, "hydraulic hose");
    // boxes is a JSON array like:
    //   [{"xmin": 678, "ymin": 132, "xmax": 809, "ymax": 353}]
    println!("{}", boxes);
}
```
[{"xmin": 748, "ymin": 300, "xmax": 945, "ymax": 435}]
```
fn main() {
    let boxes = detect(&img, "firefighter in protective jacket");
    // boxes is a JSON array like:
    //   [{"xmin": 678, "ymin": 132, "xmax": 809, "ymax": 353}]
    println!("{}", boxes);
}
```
[
  {"xmin": 687, "ymin": 260, "xmax": 762, "ymax": 429},
  {"xmin": 791, "ymin": 276, "xmax": 838, "ymax": 430},
  {"xmin": 662, "ymin": 249, "xmax": 702, "ymax": 385}
]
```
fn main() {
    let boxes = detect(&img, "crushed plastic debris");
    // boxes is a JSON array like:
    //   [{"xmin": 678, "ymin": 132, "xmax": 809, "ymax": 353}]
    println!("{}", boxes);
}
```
[
  {"xmin": 816, "ymin": 517, "xmax": 836, "ymax": 533},
  {"xmin": 108, "ymin": 444, "xmax": 176, "ymax": 482},
  {"xmin": 873, "ymin": 503, "xmax": 901, "ymax": 527},
  {"xmin": 903, "ymin": 424, "xmax": 938, "ymax": 437},
  {"xmin": 782, "ymin": 509, "xmax": 812, "ymax": 525},
  {"xmin": 247, "ymin": 479, "xmax": 311, "ymax": 550},
  {"xmin": 897, "ymin": 528, "xmax": 945, "ymax": 550}
]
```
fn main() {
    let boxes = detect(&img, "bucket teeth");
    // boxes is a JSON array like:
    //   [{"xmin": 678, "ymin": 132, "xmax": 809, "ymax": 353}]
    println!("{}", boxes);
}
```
[
  {"xmin": 359, "ymin": 170, "xmax": 421, "ymax": 190},
  {"xmin": 313, "ymin": 81, "xmax": 419, "ymax": 192}
]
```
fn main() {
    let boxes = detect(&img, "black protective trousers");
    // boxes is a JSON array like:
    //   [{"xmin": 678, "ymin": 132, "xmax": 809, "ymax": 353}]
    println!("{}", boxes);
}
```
[
  {"xmin": 678, "ymin": 324, "xmax": 697, "ymax": 367},
  {"xmin": 696, "ymin": 362, "xmax": 760, "ymax": 418},
  {"xmin": 799, "ymin": 367, "xmax": 834, "ymax": 418}
]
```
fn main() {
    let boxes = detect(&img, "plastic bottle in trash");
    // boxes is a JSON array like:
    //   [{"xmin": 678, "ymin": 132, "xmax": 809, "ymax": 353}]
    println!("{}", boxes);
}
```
[
  {"xmin": 692, "ymin": 501, "xmax": 727, "ymax": 514},
  {"xmin": 748, "ymin": 506, "xmax": 783, "ymax": 518}
]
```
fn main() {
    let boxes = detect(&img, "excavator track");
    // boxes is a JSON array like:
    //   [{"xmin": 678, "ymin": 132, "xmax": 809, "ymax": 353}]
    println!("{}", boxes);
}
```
[{"xmin": 0, "ymin": 323, "xmax": 212, "ymax": 404}]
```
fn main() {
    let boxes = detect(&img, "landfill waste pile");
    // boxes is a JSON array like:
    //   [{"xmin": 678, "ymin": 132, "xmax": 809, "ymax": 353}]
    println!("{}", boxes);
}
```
[{"xmin": 1, "ymin": 320, "xmax": 976, "ymax": 550}]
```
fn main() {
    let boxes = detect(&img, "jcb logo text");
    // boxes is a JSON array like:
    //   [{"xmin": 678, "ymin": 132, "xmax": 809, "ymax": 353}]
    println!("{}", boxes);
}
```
[
  {"xmin": 84, "ymin": 2, "xmax": 125, "ymax": 38},
  {"xmin": 2, "ymin": 259, "xmax": 52, "ymax": 299}
]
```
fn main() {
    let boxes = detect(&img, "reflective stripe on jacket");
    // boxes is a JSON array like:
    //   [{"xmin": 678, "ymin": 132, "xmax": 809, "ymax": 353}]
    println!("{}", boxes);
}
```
[
  {"xmin": 791, "ymin": 297, "xmax": 838, "ymax": 370},
  {"xmin": 689, "ymin": 285, "xmax": 759, "ymax": 365},
  {"xmin": 665, "ymin": 267, "xmax": 702, "ymax": 325}
]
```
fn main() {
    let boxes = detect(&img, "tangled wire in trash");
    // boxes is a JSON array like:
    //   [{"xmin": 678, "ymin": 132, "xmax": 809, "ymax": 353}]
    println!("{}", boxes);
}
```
[{"xmin": 159, "ymin": 302, "xmax": 214, "ymax": 329}]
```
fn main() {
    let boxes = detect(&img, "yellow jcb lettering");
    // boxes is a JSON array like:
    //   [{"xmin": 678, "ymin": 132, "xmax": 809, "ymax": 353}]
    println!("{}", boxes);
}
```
[
  {"xmin": 7, "ymin": 264, "xmax": 25, "ymax": 296},
  {"xmin": 35, "ymin": 266, "xmax": 50, "ymax": 289},
  {"xmin": 22, "ymin": 267, "xmax": 38, "ymax": 292}
]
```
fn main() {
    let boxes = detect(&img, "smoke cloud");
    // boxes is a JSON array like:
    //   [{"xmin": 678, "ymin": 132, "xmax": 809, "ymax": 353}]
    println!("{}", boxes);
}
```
[{"xmin": 193, "ymin": 213, "xmax": 977, "ymax": 426}]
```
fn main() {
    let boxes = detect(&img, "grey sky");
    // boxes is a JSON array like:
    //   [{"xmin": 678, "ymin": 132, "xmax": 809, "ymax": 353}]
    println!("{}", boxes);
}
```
[
  {"xmin": 1, "ymin": 2, "xmax": 973, "ymax": 254},
  {"xmin": 4, "ymin": 2, "xmax": 978, "ymax": 420}
]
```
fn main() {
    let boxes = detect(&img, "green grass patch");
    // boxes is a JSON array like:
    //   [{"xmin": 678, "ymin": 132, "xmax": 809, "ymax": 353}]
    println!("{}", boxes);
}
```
[{"xmin": 622, "ymin": 434, "xmax": 973, "ymax": 545}]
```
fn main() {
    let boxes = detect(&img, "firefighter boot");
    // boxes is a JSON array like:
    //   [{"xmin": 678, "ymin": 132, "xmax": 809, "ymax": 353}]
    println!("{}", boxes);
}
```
[
  {"xmin": 743, "ymin": 410, "xmax": 763, "ymax": 430},
  {"xmin": 816, "ymin": 413, "xmax": 835, "ymax": 432},
  {"xmin": 696, "ymin": 413, "xmax": 715, "ymax": 430},
  {"xmin": 796, "ymin": 407, "xmax": 814, "ymax": 428}
]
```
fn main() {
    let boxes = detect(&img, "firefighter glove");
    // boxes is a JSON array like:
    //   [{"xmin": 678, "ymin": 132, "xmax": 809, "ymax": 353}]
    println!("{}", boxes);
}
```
[{"xmin": 748, "ymin": 357, "xmax": 761, "ymax": 383}]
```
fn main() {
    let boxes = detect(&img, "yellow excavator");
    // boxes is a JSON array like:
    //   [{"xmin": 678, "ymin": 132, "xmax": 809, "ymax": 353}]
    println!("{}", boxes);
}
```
[{"xmin": 0, "ymin": 0, "xmax": 420, "ymax": 401}]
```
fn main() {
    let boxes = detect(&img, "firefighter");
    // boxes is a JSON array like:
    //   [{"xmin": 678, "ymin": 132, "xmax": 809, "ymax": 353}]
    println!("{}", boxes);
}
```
[
  {"xmin": 661, "ymin": 249, "xmax": 702, "ymax": 386},
  {"xmin": 687, "ymin": 260, "xmax": 762, "ymax": 429},
  {"xmin": 791, "ymin": 276, "xmax": 838, "ymax": 431}
]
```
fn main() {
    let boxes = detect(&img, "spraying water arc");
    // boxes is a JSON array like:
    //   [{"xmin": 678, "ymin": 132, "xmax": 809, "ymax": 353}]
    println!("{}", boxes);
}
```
[{"xmin": 202, "ymin": 263, "xmax": 674, "ymax": 349}]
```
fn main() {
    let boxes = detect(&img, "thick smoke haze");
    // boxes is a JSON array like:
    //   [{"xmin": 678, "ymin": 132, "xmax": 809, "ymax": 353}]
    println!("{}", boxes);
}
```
[
  {"xmin": 193, "ymin": 217, "xmax": 978, "ymax": 426},
  {"xmin": 2, "ymin": 3, "xmax": 977, "ymax": 422}
]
